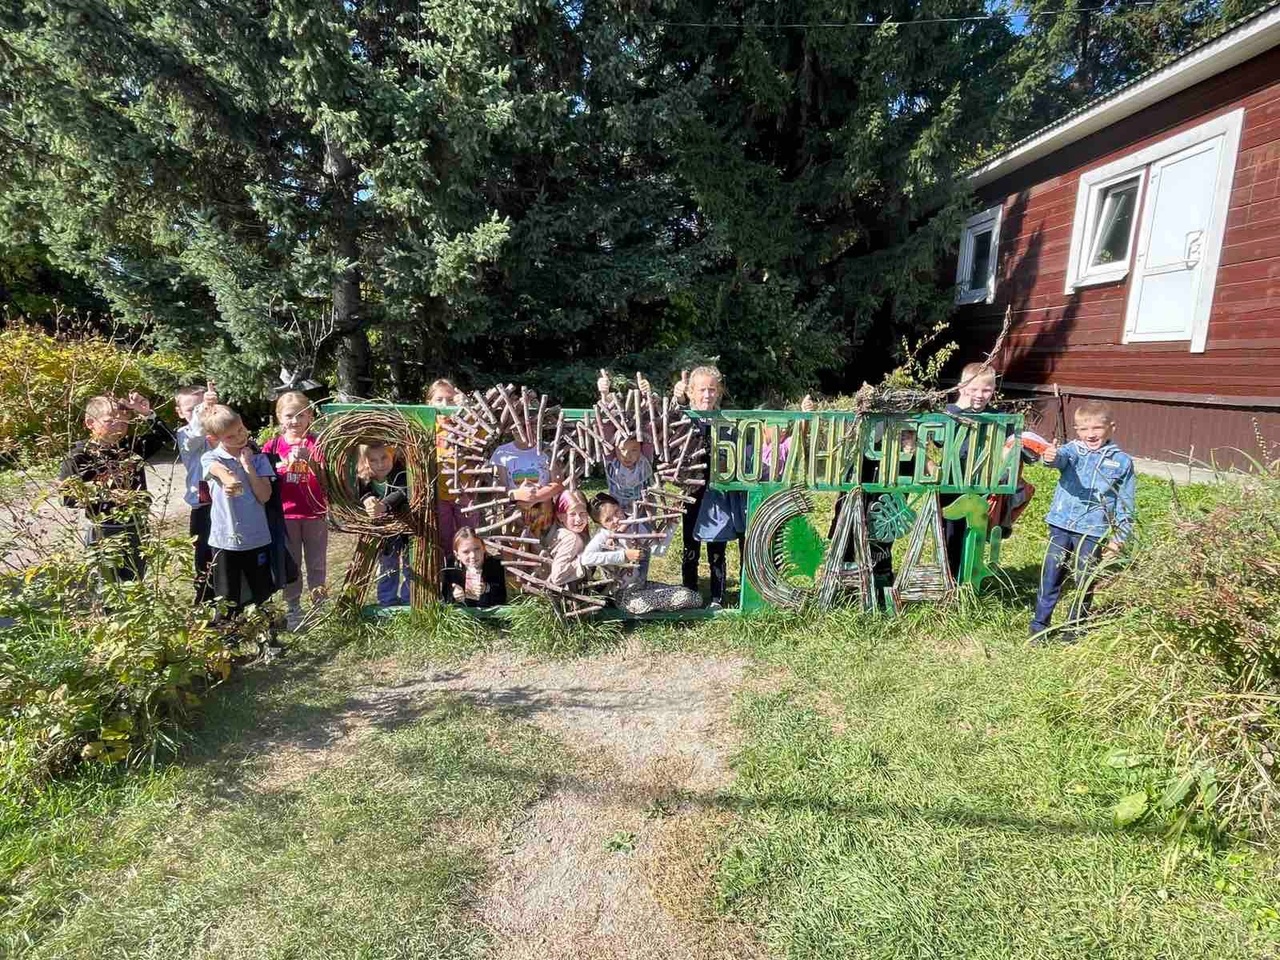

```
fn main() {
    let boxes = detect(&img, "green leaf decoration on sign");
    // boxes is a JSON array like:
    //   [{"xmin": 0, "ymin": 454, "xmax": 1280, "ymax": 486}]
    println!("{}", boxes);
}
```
[
  {"xmin": 941, "ymin": 493, "xmax": 989, "ymax": 533},
  {"xmin": 867, "ymin": 494, "xmax": 916, "ymax": 542},
  {"xmin": 780, "ymin": 514, "xmax": 825, "ymax": 580}
]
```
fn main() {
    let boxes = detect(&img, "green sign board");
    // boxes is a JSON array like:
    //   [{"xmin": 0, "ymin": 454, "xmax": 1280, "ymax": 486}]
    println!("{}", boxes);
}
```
[{"xmin": 321, "ymin": 398, "xmax": 1025, "ymax": 618}]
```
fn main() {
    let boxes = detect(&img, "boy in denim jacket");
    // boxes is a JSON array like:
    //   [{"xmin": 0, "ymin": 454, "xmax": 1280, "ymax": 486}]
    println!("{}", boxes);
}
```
[{"xmin": 1032, "ymin": 400, "xmax": 1135, "ymax": 641}]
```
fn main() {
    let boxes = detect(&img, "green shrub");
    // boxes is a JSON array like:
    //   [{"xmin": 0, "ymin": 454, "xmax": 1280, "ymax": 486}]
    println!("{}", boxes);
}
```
[
  {"xmin": 0, "ymin": 315, "xmax": 199, "ymax": 461},
  {"xmin": 1099, "ymin": 469, "xmax": 1280, "ymax": 839},
  {"xmin": 0, "ymin": 530, "xmax": 257, "ymax": 802}
]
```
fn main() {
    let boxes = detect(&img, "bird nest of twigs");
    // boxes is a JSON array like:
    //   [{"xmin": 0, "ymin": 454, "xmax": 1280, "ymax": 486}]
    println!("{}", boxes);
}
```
[{"xmin": 442, "ymin": 383, "xmax": 707, "ymax": 618}]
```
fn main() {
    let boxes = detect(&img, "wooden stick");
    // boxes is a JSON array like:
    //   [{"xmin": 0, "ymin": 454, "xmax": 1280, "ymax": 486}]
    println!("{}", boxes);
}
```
[
  {"xmin": 475, "ymin": 511, "xmax": 524, "ymax": 535},
  {"xmin": 646, "ymin": 390, "xmax": 658, "ymax": 450},
  {"xmin": 619, "ymin": 512, "xmax": 683, "ymax": 525},
  {"xmin": 488, "ymin": 534, "xmax": 543, "ymax": 545},
  {"xmin": 459, "ymin": 497, "xmax": 508, "ymax": 515},
  {"xmin": 672, "ymin": 424, "xmax": 694, "ymax": 476},
  {"xmin": 579, "ymin": 416, "xmax": 610, "ymax": 453},
  {"xmin": 446, "ymin": 416, "xmax": 484, "ymax": 437},
  {"xmin": 660, "ymin": 396, "xmax": 670, "ymax": 459},
  {"xmin": 507, "ymin": 566, "xmax": 604, "ymax": 605},
  {"xmin": 548, "ymin": 409, "xmax": 565, "ymax": 469},
  {"xmin": 563, "ymin": 430, "xmax": 591, "ymax": 464},
  {"xmin": 441, "ymin": 428, "xmax": 486, "ymax": 451},
  {"xmin": 472, "ymin": 389, "xmax": 499, "ymax": 426},
  {"xmin": 493, "ymin": 544, "xmax": 550, "ymax": 564},
  {"xmin": 599, "ymin": 399, "xmax": 629, "ymax": 438},
  {"xmin": 534, "ymin": 394, "xmax": 546, "ymax": 455},
  {"xmin": 521, "ymin": 389, "xmax": 532, "ymax": 449},
  {"xmin": 495, "ymin": 384, "xmax": 526, "ymax": 446}
]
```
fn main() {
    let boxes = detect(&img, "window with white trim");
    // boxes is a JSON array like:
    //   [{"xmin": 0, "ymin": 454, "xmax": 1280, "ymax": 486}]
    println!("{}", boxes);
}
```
[
  {"xmin": 955, "ymin": 204, "xmax": 1002, "ymax": 304},
  {"xmin": 1063, "ymin": 109, "xmax": 1244, "ymax": 352}
]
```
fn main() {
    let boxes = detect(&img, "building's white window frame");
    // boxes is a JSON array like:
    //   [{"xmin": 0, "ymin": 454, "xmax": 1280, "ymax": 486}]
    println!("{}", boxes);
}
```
[
  {"xmin": 1065, "ymin": 168, "xmax": 1147, "ymax": 290},
  {"xmin": 1063, "ymin": 112, "xmax": 1244, "ymax": 351},
  {"xmin": 955, "ymin": 204, "xmax": 1002, "ymax": 305}
]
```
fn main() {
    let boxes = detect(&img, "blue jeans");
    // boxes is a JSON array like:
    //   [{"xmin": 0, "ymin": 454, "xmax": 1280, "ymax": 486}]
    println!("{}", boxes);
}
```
[
  {"xmin": 1032, "ymin": 524, "xmax": 1103, "ymax": 635},
  {"xmin": 377, "ymin": 540, "xmax": 411, "ymax": 606}
]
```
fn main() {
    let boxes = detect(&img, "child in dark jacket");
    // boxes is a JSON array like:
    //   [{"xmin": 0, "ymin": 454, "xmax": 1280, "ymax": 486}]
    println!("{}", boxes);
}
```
[
  {"xmin": 356, "ymin": 440, "xmax": 412, "ymax": 606},
  {"xmin": 1031, "ymin": 400, "xmax": 1135, "ymax": 641},
  {"xmin": 943, "ymin": 363, "xmax": 1038, "ymax": 577},
  {"xmin": 441, "ymin": 527, "xmax": 507, "ymax": 608},
  {"xmin": 58, "ymin": 392, "xmax": 167, "ymax": 582}
]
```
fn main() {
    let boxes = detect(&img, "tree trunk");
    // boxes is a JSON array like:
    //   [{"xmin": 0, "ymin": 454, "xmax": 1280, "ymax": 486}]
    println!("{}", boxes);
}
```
[{"xmin": 325, "ymin": 137, "xmax": 369, "ymax": 399}]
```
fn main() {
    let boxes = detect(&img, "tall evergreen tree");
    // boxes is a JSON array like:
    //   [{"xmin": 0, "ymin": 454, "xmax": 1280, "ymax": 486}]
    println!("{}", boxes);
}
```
[
  {"xmin": 3, "ymin": 1, "xmax": 1258, "ymax": 404},
  {"xmin": 1, "ymin": 0, "xmax": 536, "ymax": 398},
  {"xmin": 1001, "ymin": 0, "xmax": 1275, "ymax": 144}
]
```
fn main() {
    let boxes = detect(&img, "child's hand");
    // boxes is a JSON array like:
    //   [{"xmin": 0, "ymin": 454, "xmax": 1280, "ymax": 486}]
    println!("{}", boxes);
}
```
[
  {"xmin": 362, "ymin": 496, "xmax": 382, "ymax": 517},
  {"xmin": 597, "ymin": 369, "xmax": 613, "ymax": 397},
  {"xmin": 1103, "ymin": 540, "xmax": 1123, "ymax": 560},
  {"xmin": 1042, "ymin": 442, "xmax": 1059, "ymax": 465},
  {"xmin": 292, "ymin": 444, "xmax": 311, "ymax": 462},
  {"xmin": 800, "ymin": 393, "xmax": 815, "ymax": 413},
  {"xmin": 238, "ymin": 447, "xmax": 258, "ymax": 472},
  {"xmin": 635, "ymin": 371, "xmax": 651, "ymax": 393},
  {"xmin": 203, "ymin": 381, "xmax": 218, "ymax": 407},
  {"xmin": 624, "ymin": 548, "xmax": 643, "ymax": 562},
  {"xmin": 673, "ymin": 369, "xmax": 690, "ymax": 404},
  {"xmin": 451, "ymin": 584, "xmax": 466, "ymax": 601},
  {"xmin": 222, "ymin": 475, "xmax": 244, "ymax": 498},
  {"xmin": 509, "ymin": 486, "xmax": 536, "ymax": 504},
  {"xmin": 121, "ymin": 391, "xmax": 152, "ymax": 416}
]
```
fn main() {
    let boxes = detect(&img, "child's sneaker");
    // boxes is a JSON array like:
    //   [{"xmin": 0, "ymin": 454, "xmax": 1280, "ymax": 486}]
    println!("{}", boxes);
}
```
[{"xmin": 285, "ymin": 604, "xmax": 304, "ymax": 632}]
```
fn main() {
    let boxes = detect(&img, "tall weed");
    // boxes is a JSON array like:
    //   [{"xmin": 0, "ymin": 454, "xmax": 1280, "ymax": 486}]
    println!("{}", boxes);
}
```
[{"xmin": 1100, "ymin": 468, "xmax": 1280, "ymax": 839}]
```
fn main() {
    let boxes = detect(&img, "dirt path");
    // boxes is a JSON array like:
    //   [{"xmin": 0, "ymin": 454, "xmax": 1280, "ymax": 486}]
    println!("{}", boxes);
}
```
[
  {"xmin": 255, "ymin": 638, "xmax": 764, "ymax": 959},
  {"xmin": 0, "ymin": 456, "xmax": 190, "ymax": 571}
]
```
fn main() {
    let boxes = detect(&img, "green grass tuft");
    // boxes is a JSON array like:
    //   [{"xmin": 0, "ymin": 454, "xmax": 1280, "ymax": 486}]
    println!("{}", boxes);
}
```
[{"xmin": 504, "ymin": 595, "xmax": 623, "ymax": 658}]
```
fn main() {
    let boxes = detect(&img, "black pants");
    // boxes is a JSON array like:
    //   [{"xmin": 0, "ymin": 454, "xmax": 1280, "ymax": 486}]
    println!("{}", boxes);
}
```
[
  {"xmin": 190, "ymin": 505, "xmax": 214, "ymax": 604},
  {"xmin": 944, "ymin": 517, "xmax": 967, "ymax": 578},
  {"xmin": 209, "ymin": 546, "xmax": 276, "ymax": 616},
  {"xmin": 681, "ymin": 495, "xmax": 732, "ymax": 603}
]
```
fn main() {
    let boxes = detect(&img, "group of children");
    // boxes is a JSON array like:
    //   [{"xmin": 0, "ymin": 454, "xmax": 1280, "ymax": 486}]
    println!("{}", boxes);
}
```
[
  {"xmin": 58, "ymin": 361, "xmax": 1136, "ymax": 643},
  {"xmin": 62, "ymin": 386, "xmax": 329, "ymax": 645}
]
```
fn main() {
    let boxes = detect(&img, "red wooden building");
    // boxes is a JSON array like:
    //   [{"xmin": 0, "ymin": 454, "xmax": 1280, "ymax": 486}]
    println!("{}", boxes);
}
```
[{"xmin": 954, "ymin": 1, "xmax": 1280, "ymax": 468}]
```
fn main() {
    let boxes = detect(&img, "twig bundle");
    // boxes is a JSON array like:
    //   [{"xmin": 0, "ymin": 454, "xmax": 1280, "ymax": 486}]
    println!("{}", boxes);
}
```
[
  {"xmin": 444, "ymin": 385, "xmax": 606, "ymax": 618},
  {"xmin": 590, "ymin": 384, "xmax": 708, "ymax": 590},
  {"xmin": 850, "ymin": 305, "xmax": 1016, "ymax": 414},
  {"xmin": 442, "ymin": 382, "xmax": 709, "ymax": 619},
  {"xmin": 315, "ymin": 407, "xmax": 439, "ymax": 606}
]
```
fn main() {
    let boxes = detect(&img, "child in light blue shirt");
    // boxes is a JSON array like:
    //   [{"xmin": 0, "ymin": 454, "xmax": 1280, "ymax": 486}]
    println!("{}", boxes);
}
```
[
  {"xmin": 176, "ymin": 382, "xmax": 218, "ymax": 601},
  {"xmin": 1031, "ymin": 400, "xmax": 1135, "ymax": 641},
  {"xmin": 200, "ymin": 405, "xmax": 278, "ymax": 617}
]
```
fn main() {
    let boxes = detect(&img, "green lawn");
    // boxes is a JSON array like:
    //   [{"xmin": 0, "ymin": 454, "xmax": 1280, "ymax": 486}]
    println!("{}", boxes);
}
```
[
  {"xmin": 2, "ymin": 615, "xmax": 562, "ymax": 959},
  {"xmin": 4, "ymin": 467, "xmax": 1278, "ymax": 958}
]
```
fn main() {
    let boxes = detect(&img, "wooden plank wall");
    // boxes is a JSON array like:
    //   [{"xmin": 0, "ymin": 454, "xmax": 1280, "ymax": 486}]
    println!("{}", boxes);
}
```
[{"xmin": 954, "ymin": 46, "xmax": 1280, "ymax": 463}]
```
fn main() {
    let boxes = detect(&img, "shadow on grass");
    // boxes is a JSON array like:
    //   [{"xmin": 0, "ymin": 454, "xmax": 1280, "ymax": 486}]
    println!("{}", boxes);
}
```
[{"xmin": 417, "ymin": 752, "xmax": 1164, "ymax": 845}]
